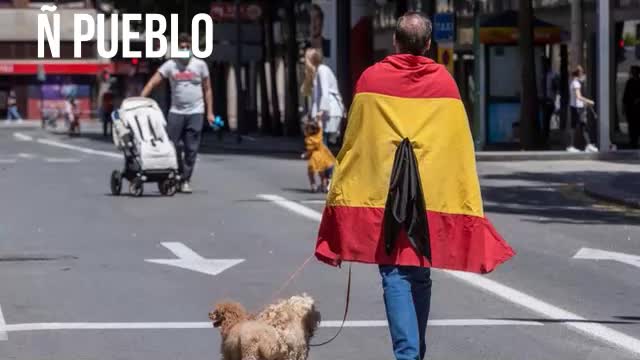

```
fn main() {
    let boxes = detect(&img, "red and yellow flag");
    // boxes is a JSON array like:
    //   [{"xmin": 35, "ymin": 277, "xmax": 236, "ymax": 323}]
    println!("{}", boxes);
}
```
[{"xmin": 315, "ymin": 55, "xmax": 515, "ymax": 274}]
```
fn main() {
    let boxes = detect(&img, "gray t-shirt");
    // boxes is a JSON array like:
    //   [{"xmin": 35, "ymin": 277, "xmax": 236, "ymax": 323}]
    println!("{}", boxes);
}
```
[{"xmin": 158, "ymin": 58, "xmax": 210, "ymax": 114}]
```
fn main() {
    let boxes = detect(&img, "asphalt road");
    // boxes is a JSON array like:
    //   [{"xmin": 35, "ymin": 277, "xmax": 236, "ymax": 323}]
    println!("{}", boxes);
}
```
[{"xmin": 1, "ymin": 128, "xmax": 640, "ymax": 360}]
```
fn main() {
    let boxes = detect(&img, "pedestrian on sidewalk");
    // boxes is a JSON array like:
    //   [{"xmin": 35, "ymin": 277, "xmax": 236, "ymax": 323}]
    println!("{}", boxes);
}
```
[
  {"xmin": 623, "ymin": 65, "xmax": 640, "ymax": 149},
  {"xmin": 303, "ymin": 48, "xmax": 344, "ymax": 146},
  {"xmin": 567, "ymin": 65, "xmax": 598, "ymax": 153},
  {"xmin": 6, "ymin": 90, "xmax": 22, "ymax": 123},
  {"xmin": 141, "ymin": 33, "xmax": 214, "ymax": 193},
  {"xmin": 65, "ymin": 97, "xmax": 80, "ymax": 136},
  {"xmin": 542, "ymin": 57, "xmax": 560, "ymax": 144},
  {"xmin": 314, "ymin": 12, "xmax": 514, "ymax": 360}
]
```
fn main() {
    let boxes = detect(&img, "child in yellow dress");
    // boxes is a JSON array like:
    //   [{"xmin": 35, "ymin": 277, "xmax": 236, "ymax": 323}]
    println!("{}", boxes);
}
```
[{"xmin": 302, "ymin": 121, "xmax": 336, "ymax": 193}]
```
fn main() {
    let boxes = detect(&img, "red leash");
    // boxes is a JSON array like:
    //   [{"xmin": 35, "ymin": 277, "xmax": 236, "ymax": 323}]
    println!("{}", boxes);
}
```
[
  {"xmin": 269, "ymin": 254, "xmax": 315, "ymax": 302},
  {"xmin": 266, "ymin": 254, "xmax": 352, "ymax": 347}
]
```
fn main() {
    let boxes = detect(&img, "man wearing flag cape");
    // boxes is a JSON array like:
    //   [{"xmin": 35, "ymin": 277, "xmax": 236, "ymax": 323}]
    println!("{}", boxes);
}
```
[{"xmin": 315, "ymin": 12, "xmax": 515, "ymax": 360}]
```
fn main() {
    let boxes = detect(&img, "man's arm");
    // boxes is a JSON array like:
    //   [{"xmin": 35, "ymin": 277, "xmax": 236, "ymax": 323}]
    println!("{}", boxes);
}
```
[
  {"xmin": 140, "ymin": 72, "xmax": 164, "ymax": 97},
  {"xmin": 203, "ymin": 76, "xmax": 214, "ymax": 125}
]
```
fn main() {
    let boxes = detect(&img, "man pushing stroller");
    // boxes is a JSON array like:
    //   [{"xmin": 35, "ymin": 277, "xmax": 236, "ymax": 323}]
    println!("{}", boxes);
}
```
[{"xmin": 141, "ymin": 33, "xmax": 214, "ymax": 193}]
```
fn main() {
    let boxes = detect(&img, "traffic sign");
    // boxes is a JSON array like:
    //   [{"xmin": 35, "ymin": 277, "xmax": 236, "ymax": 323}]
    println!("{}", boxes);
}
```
[{"xmin": 434, "ymin": 13, "xmax": 455, "ymax": 43}]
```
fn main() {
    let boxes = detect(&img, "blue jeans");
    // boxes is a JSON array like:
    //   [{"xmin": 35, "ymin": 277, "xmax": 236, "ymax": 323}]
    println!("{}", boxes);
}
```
[
  {"xmin": 7, "ymin": 105, "xmax": 21, "ymax": 121},
  {"xmin": 380, "ymin": 265, "xmax": 432, "ymax": 360}
]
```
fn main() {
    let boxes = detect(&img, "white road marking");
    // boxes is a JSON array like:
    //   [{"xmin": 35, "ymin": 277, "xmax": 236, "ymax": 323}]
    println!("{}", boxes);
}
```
[
  {"xmin": 300, "ymin": 200, "xmax": 326, "ymax": 204},
  {"xmin": 0, "ymin": 319, "xmax": 542, "ymax": 335},
  {"xmin": 259, "ymin": 194, "xmax": 640, "ymax": 356},
  {"xmin": 257, "ymin": 194, "xmax": 322, "ymax": 221},
  {"xmin": 573, "ymin": 247, "xmax": 640, "ymax": 269},
  {"xmin": 17, "ymin": 153, "xmax": 35, "ymax": 159},
  {"xmin": 13, "ymin": 132, "xmax": 33, "ymax": 141},
  {"xmin": 0, "ymin": 159, "xmax": 16, "ymax": 164},
  {"xmin": 321, "ymin": 319, "xmax": 543, "ymax": 327},
  {"xmin": 448, "ymin": 271, "xmax": 640, "ymax": 356},
  {"xmin": 0, "ymin": 304, "xmax": 7, "ymax": 341},
  {"xmin": 44, "ymin": 158, "xmax": 81, "ymax": 163},
  {"xmin": 36, "ymin": 138, "xmax": 121, "ymax": 159},
  {"xmin": 145, "ymin": 242, "xmax": 244, "ymax": 276}
]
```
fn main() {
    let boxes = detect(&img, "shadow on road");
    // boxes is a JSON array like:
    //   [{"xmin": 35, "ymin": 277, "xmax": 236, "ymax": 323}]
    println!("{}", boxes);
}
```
[{"xmin": 481, "ymin": 171, "xmax": 640, "ymax": 226}]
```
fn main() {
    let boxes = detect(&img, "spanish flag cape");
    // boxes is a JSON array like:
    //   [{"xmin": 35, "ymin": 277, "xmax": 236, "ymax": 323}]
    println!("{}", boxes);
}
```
[{"xmin": 315, "ymin": 54, "xmax": 515, "ymax": 274}]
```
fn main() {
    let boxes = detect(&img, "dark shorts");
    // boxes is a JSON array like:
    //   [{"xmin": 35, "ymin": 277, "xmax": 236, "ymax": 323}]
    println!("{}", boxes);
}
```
[{"xmin": 324, "ymin": 166, "xmax": 334, "ymax": 178}]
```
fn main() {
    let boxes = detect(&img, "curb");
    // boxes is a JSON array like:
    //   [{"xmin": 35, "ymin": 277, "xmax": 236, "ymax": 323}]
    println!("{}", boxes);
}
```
[
  {"xmin": 583, "ymin": 182, "xmax": 640, "ymax": 209},
  {"xmin": 476, "ymin": 150, "xmax": 640, "ymax": 162},
  {"xmin": 202, "ymin": 146, "xmax": 640, "ymax": 162}
]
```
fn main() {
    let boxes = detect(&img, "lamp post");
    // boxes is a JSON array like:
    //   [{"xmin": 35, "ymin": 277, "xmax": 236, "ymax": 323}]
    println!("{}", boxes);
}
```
[{"xmin": 597, "ymin": 0, "xmax": 611, "ymax": 151}]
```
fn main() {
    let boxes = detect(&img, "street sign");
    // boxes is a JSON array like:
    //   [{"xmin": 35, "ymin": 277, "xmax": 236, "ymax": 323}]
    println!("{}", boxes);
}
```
[
  {"xmin": 434, "ymin": 13, "xmax": 455, "ymax": 43},
  {"xmin": 145, "ymin": 242, "xmax": 244, "ymax": 276},
  {"xmin": 437, "ymin": 43, "xmax": 454, "ymax": 74}
]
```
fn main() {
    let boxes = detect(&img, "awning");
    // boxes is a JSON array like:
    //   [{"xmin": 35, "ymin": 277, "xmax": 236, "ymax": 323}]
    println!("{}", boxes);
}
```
[
  {"xmin": 480, "ymin": 10, "xmax": 562, "ymax": 45},
  {"xmin": 0, "ymin": 61, "xmax": 114, "ymax": 75}
]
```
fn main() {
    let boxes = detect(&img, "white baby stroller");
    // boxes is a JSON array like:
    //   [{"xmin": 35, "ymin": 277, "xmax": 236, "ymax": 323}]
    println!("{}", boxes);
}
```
[{"xmin": 110, "ymin": 97, "xmax": 180, "ymax": 197}]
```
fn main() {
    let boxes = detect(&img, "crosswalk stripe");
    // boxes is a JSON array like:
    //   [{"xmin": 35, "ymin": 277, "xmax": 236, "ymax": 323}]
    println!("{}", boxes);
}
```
[
  {"xmin": 44, "ymin": 158, "xmax": 81, "ymax": 163},
  {"xmin": 36, "ymin": 138, "xmax": 121, "ymax": 159},
  {"xmin": 12, "ymin": 132, "xmax": 33, "ymax": 141}
]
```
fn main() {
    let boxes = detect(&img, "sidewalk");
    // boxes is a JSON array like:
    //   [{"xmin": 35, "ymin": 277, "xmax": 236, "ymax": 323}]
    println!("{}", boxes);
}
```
[
  {"xmin": 0, "ymin": 120, "xmax": 41, "ymax": 129},
  {"xmin": 200, "ymin": 132, "xmax": 305, "ymax": 156},
  {"xmin": 200, "ymin": 131, "xmax": 640, "ymax": 161},
  {"xmin": 584, "ymin": 173, "xmax": 640, "ymax": 209}
]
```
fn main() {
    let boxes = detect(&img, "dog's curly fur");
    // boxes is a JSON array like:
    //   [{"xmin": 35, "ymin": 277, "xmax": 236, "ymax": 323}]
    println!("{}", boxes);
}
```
[{"xmin": 209, "ymin": 294, "xmax": 321, "ymax": 360}]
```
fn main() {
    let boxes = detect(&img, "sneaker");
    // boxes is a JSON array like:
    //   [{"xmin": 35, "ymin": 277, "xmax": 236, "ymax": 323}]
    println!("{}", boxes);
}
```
[
  {"xmin": 180, "ymin": 181, "xmax": 193, "ymax": 193},
  {"xmin": 566, "ymin": 146, "xmax": 581, "ymax": 153},
  {"xmin": 585, "ymin": 144, "xmax": 599, "ymax": 153}
]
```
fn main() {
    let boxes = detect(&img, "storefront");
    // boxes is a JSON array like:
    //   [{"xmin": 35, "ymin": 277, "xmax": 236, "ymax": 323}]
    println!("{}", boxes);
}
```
[
  {"xmin": 477, "ymin": 11, "xmax": 562, "ymax": 147},
  {"xmin": 0, "ymin": 61, "xmax": 112, "ymax": 120}
]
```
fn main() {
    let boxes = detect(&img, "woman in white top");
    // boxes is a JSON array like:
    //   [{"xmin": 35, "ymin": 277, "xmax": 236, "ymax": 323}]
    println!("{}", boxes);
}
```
[
  {"xmin": 303, "ymin": 48, "xmax": 344, "ymax": 145},
  {"xmin": 568, "ymin": 65, "xmax": 597, "ymax": 153}
]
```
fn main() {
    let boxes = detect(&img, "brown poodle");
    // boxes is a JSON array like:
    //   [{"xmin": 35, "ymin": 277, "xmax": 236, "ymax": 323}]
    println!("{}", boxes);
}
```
[{"xmin": 209, "ymin": 294, "xmax": 321, "ymax": 360}]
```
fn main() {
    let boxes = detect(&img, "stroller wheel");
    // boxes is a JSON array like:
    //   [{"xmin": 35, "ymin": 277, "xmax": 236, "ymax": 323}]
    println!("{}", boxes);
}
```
[
  {"xmin": 110, "ymin": 170, "xmax": 122, "ymax": 195},
  {"xmin": 159, "ymin": 179, "xmax": 177, "ymax": 196},
  {"xmin": 129, "ymin": 181, "xmax": 143, "ymax": 197}
]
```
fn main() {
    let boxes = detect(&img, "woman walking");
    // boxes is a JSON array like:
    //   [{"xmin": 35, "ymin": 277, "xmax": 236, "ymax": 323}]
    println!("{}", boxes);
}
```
[
  {"xmin": 567, "ymin": 65, "xmax": 597, "ymax": 153},
  {"xmin": 302, "ymin": 48, "xmax": 344, "ymax": 146}
]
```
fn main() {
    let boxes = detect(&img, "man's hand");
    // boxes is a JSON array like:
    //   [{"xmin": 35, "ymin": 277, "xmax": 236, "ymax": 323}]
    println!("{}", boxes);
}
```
[
  {"xmin": 207, "ymin": 113, "xmax": 215, "ymax": 126},
  {"xmin": 141, "ymin": 72, "xmax": 163, "ymax": 97}
]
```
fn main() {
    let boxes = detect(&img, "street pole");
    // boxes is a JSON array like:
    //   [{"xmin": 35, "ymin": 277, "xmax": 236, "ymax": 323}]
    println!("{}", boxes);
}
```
[
  {"xmin": 597, "ymin": 0, "xmax": 611, "ymax": 151},
  {"xmin": 235, "ymin": 0, "xmax": 243, "ymax": 142},
  {"xmin": 284, "ymin": 0, "xmax": 299, "ymax": 136},
  {"xmin": 570, "ymin": 0, "xmax": 583, "ymax": 67},
  {"xmin": 472, "ymin": 0, "xmax": 482, "ymax": 150}
]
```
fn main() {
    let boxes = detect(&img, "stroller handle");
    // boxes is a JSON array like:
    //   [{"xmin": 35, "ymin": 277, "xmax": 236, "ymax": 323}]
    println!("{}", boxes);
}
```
[{"xmin": 111, "ymin": 110, "xmax": 120, "ymax": 122}]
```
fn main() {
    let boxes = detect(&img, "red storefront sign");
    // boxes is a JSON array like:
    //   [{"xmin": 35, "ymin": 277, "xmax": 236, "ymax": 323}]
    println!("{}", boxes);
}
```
[
  {"xmin": 0, "ymin": 63, "xmax": 114, "ymax": 75},
  {"xmin": 210, "ymin": 3, "xmax": 262, "ymax": 21}
]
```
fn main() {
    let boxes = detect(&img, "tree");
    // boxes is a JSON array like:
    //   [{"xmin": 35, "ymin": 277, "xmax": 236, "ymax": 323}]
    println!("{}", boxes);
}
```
[{"xmin": 518, "ymin": 0, "xmax": 539, "ymax": 149}]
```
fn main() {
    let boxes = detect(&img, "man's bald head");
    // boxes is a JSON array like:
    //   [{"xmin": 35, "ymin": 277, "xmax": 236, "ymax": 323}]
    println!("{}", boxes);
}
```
[{"xmin": 394, "ymin": 12, "xmax": 432, "ymax": 56}]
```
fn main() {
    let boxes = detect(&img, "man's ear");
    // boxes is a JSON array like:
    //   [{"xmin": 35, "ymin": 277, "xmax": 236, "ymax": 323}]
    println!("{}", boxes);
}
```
[{"xmin": 426, "ymin": 39, "xmax": 432, "ymax": 52}]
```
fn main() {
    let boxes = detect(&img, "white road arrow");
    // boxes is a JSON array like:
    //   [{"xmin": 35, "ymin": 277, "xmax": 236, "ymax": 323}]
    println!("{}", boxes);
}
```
[
  {"xmin": 145, "ymin": 242, "xmax": 244, "ymax": 276},
  {"xmin": 573, "ymin": 247, "xmax": 640, "ymax": 269}
]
